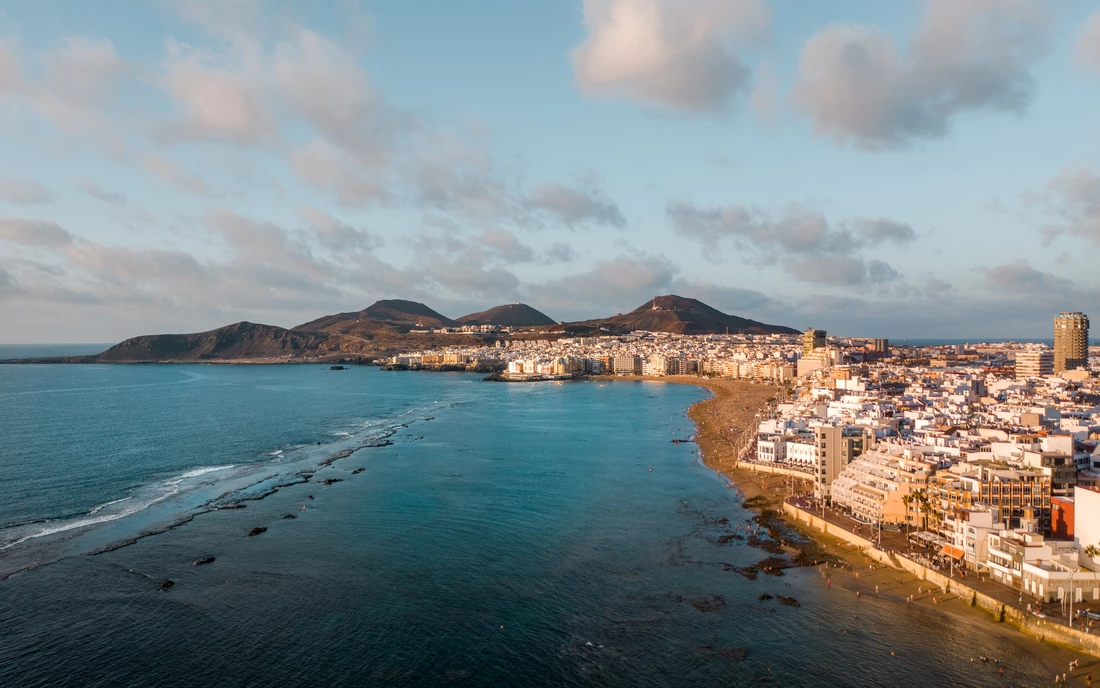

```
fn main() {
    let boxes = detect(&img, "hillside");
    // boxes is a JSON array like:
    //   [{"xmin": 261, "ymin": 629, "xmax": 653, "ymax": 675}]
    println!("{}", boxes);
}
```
[
  {"xmin": 457, "ymin": 303, "xmax": 556, "ymax": 327},
  {"xmin": 294, "ymin": 299, "xmax": 457, "ymax": 333},
  {"xmin": 573, "ymin": 295, "xmax": 797, "ymax": 336},
  {"xmin": 96, "ymin": 322, "xmax": 330, "ymax": 362}
]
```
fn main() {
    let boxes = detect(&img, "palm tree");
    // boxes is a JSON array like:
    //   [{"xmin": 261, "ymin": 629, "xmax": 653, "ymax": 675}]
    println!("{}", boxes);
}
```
[{"xmin": 901, "ymin": 493, "xmax": 915, "ymax": 539}]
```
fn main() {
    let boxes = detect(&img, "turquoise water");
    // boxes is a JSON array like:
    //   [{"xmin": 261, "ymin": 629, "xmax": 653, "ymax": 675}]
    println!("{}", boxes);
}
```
[{"xmin": 0, "ymin": 364, "xmax": 1070, "ymax": 686}]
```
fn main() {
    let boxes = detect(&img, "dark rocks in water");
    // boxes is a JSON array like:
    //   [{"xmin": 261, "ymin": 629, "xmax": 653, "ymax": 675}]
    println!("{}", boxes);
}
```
[
  {"xmin": 742, "ymin": 495, "xmax": 771, "ymax": 509},
  {"xmin": 422, "ymin": 416, "xmax": 434, "ymax": 421},
  {"xmin": 758, "ymin": 593, "xmax": 773, "ymax": 600},
  {"xmin": 247, "ymin": 527, "xmax": 267, "ymax": 537},
  {"xmin": 217, "ymin": 503, "xmax": 246, "ymax": 510},
  {"xmin": 671, "ymin": 438, "xmax": 694, "ymax": 444},
  {"xmin": 321, "ymin": 478, "xmax": 343, "ymax": 485},
  {"xmin": 329, "ymin": 365, "xmax": 346, "ymax": 370},
  {"xmin": 713, "ymin": 517, "xmax": 729, "ymax": 525},
  {"xmin": 368, "ymin": 439, "xmax": 394, "ymax": 448},
  {"xmin": 352, "ymin": 468, "xmax": 365, "ymax": 475},
  {"xmin": 716, "ymin": 647, "xmax": 748, "ymax": 661},
  {"xmin": 160, "ymin": 579, "xmax": 174, "ymax": 588},
  {"xmin": 777, "ymin": 596, "xmax": 800, "ymax": 607},
  {"xmin": 690, "ymin": 595, "xmax": 726, "ymax": 613},
  {"xmin": 716, "ymin": 534, "xmax": 737, "ymax": 545},
  {"xmin": 308, "ymin": 495, "xmax": 315, "ymax": 500},
  {"xmin": 282, "ymin": 513, "xmax": 297, "ymax": 519},
  {"xmin": 192, "ymin": 556, "xmax": 216, "ymax": 567},
  {"xmin": 747, "ymin": 535, "xmax": 784, "ymax": 555}
]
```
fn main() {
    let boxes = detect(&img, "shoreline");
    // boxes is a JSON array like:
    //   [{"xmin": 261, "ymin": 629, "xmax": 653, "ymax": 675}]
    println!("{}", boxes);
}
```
[{"xmin": 649, "ymin": 374, "xmax": 1097, "ymax": 679}]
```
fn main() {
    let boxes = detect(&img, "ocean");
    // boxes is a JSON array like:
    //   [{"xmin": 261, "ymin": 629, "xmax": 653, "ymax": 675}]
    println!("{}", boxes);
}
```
[{"xmin": 0, "ymin": 361, "xmax": 1069, "ymax": 686}]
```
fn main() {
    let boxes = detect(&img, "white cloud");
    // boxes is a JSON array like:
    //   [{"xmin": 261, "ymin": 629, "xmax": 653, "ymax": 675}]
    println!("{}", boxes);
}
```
[
  {"xmin": 1076, "ymin": 12, "xmax": 1100, "ymax": 71},
  {"xmin": 792, "ymin": 0, "xmax": 1049, "ymax": 148},
  {"xmin": 156, "ymin": 38, "xmax": 274, "ymax": 145},
  {"xmin": 668, "ymin": 201, "xmax": 910, "ymax": 286},
  {"xmin": 0, "ymin": 218, "xmax": 74, "ymax": 246},
  {"xmin": 570, "ymin": 0, "xmax": 769, "ymax": 112},
  {"xmin": 1034, "ymin": 167, "xmax": 1100, "ymax": 245},
  {"xmin": 0, "ymin": 178, "xmax": 57, "ymax": 204},
  {"xmin": 526, "ymin": 183, "xmax": 626, "ymax": 228}
]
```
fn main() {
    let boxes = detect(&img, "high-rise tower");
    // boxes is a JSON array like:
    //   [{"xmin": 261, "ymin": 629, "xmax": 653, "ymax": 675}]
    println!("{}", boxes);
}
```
[
  {"xmin": 803, "ymin": 328, "xmax": 826, "ymax": 357},
  {"xmin": 1053, "ymin": 312, "xmax": 1089, "ymax": 373}
]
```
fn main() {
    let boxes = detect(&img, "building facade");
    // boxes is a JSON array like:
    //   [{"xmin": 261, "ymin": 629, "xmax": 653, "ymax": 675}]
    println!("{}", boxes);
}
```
[
  {"xmin": 1053, "ymin": 311, "xmax": 1090, "ymax": 373},
  {"xmin": 1015, "ymin": 350, "xmax": 1053, "ymax": 380}
]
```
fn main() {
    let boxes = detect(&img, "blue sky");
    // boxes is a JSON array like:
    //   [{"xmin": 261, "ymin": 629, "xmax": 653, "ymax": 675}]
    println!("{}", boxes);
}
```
[{"xmin": 1, "ymin": 0, "xmax": 1099, "ymax": 342}]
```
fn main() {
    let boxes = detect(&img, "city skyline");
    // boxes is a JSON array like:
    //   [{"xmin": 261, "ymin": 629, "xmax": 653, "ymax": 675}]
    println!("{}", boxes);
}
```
[{"xmin": 1, "ymin": 1, "xmax": 1099, "ymax": 343}]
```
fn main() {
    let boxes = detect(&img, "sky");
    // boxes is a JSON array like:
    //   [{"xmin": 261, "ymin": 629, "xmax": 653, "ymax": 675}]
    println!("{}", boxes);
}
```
[{"xmin": 1, "ymin": 0, "xmax": 1099, "ymax": 343}]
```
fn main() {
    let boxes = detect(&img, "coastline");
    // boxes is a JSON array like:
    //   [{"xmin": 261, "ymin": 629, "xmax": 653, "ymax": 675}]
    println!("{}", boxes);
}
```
[{"xmin": 652, "ymin": 374, "xmax": 1097, "ymax": 679}]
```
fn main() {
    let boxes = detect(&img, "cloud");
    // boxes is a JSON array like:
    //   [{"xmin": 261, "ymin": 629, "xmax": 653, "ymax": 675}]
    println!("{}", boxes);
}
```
[
  {"xmin": 536, "ymin": 252, "xmax": 679, "ymax": 315},
  {"xmin": 1076, "ymin": 12, "xmax": 1100, "ymax": 71},
  {"xmin": 525, "ymin": 183, "xmax": 626, "ymax": 228},
  {"xmin": 668, "ymin": 201, "xmax": 907, "ymax": 286},
  {"xmin": 543, "ymin": 242, "xmax": 578, "ymax": 264},
  {"xmin": 1034, "ymin": 167, "xmax": 1100, "ymax": 245},
  {"xmin": 0, "ymin": 36, "xmax": 128, "ymax": 140},
  {"xmin": 667, "ymin": 279, "xmax": 774, "ymax": 311},
  {"xmin": 0, "ymin": 266, "xmax": 19, "ymax": 294},
  {"xmin": 79, "ymin": 179, "xmax": 127, "ymax": 204},
  {"xmin": 0, "ymin": 218, "xmax": 74, "ymax": 246},
  {"xmin": 0, "ymin": 179, "xmax": 57, "ymax": 204},
  {"xmin": 785, "ymin": 255, "xmax": 898, "ymax": 286},
  {"xmin": 980, "ymin": 261, "xmax": 1075, "ymax": 295},
  {"xmin": 155, "ymin": 38, "xmax": 274, "ymax": 145},
  {"xmin": 274, "ymin": 27, "xmax": 407, "ymax": 163},
  {"xmin": 142, "ymin": 154, "xmax": 219, "ymax": 198},
  {"xmin": 477, "ymin": 228, "xmax": 535, "ymax": 264},
  {"xmin": 792, "ymin": 0, "xmax": 1049, "ymax": 148},
  {"xmin": 850, "ymin": 218, "xmax": 917, "ymax": 244},
  {"xmin": 290, "ymin": 140, "xmax": 391, "ymax": 207},
  {"xmin": 569, "ymin": 0, "xmax": 770, "ymax": 112},
  {"xmin": 297, "ymin": 206, "xmax": 381, "ymax": 252}
]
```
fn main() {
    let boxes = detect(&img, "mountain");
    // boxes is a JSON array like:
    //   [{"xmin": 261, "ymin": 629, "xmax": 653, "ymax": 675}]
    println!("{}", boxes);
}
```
[
  {"xmin": 575, "ymin": 295, "xmax": 798, "ymax": 336},
  {"xmin": 457, "ymin": 303, "xmax": 556, "ymax": 327},
  {"xmin": 96, "ymin": 322, "xmax": 330, "ymax": 362},
  {"xmin": 294, "ymin": 299, "xmax": 457, "ymax": 333},
  {"xmin": 49, "ymin": 294, "xmax": 797, "ymax": 364}
]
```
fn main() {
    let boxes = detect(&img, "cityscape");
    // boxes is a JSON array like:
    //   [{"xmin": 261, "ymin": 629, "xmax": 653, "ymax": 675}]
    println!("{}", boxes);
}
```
[{"xmin": 4, "ymin": 0, "xmax": 1100, "ymax": 685}]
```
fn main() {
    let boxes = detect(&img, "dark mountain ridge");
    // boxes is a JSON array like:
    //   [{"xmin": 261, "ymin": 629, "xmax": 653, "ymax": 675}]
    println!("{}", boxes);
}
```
[
  {"xmin": 571, "ymin": 295, "xmax": 798, "ymax": 336},
  {"xmin": 457, "ymin": 303, "xmax": 556, "ymax": 327},
  {"xmin": 96, "ymin": 322, "xmax": 330, "ymax": 362},
  {"xmin": 20, "ymin": 296, "xmax": 797, "ymax": 363}
]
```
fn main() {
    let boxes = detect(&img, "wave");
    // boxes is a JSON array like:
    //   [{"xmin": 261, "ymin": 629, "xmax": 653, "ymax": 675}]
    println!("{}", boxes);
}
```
[
  {"xmin": 0, "ymin": 402, "xmax": 450, "ymax": 563},
  {"xmin": 167, "ymin": 465, "xmax": 235, "ymax": 484}
]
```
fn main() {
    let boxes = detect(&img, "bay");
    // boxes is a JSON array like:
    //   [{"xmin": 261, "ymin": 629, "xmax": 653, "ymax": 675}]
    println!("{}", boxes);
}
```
[{"xmin": 0, "ymin": 364, "xmax": 1068, "ymax": 686}]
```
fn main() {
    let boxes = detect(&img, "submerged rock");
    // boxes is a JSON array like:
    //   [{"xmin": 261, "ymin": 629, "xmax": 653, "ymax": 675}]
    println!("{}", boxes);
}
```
[
  {"xmin": 160, "ymin": 579, "xmax": 174, "ymax": 588},
  {"xmin": 321, "ymin": 478, "xmax": 343, "ymax": 485},
  {"xmin": 248, "ymin": 527, "xmax": 267, "ymax": 537},
  {"xmin": 192, "ymin": 556, "xmax": 216, "ymax": 566},
  {"xmin": 282, "ymin": 513, "xmax": 297, "ymax": 519},
  {"xmin": 716, "ymin": 647, "xmax": 748, "ymax": 661},
  {"xmin": 758, "ymin": 593, "xmax": 773, "ymax": 600},
  {"xmin": 352, "ymin": 468, "xmax": 365, "ymax": 475},
  {"xmin": 778, "ymin": 596, "xmax": 800, "ymax": 607}
]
